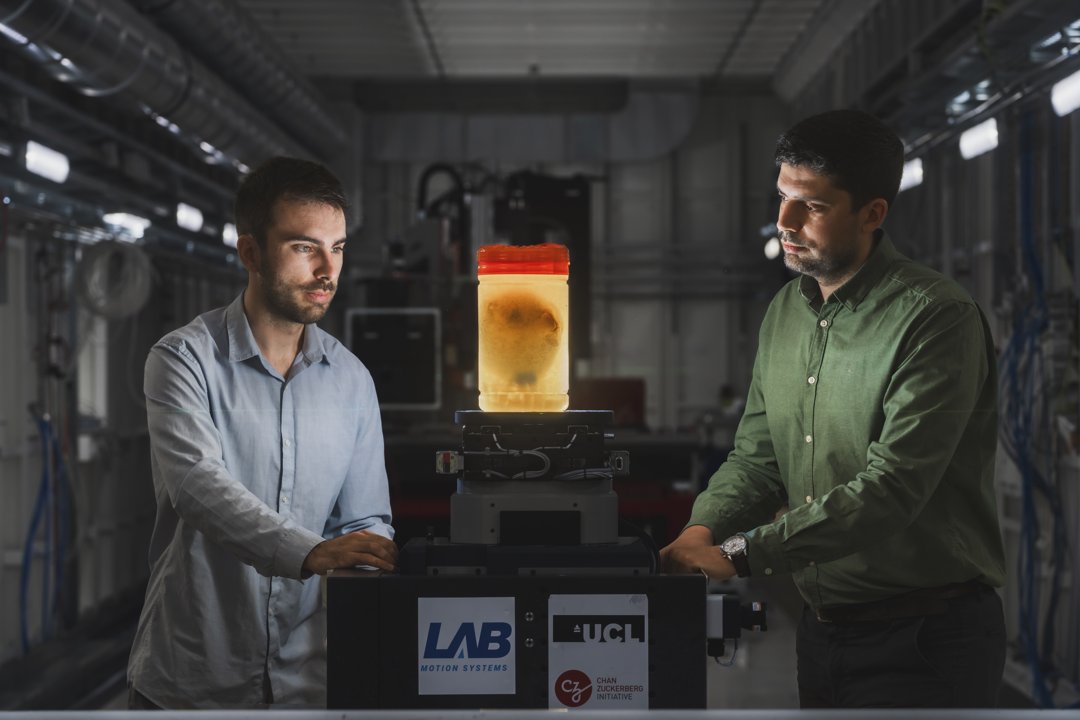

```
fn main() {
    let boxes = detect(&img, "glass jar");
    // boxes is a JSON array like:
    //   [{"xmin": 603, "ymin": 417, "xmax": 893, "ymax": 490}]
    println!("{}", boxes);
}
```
[{"xmin": 477, "ymin": 244, "xmax": 569, "ymax": 412}]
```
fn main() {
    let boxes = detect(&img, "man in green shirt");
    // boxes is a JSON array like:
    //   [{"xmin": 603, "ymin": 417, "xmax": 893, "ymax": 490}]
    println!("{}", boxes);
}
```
[{"xmin": 660, "ymin": 109, "xmax": 1006, "ymax": 708}]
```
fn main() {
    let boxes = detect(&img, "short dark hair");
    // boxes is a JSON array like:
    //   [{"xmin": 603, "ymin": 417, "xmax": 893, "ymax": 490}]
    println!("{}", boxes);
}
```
[
  {"xmin": 775, "ymin": 110, "xmax": 904, "ymax": 211},
  {"xmin": 234, "ymin": 157, "xmax": 347, "ymax": 246}
]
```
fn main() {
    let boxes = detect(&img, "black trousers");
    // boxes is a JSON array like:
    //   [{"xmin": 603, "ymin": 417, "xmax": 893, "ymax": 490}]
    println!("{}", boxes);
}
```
[
  {"xmin": 128, "ymin": 686, "xmax": 163, "ymax": 710},
  {"xmin": 796, "ymin": 586, "xmax": 1006, "ymax": 708}
]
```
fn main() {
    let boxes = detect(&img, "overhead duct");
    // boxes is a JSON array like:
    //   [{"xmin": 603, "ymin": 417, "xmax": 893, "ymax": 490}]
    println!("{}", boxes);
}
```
[
  {"xmin": 129, "ymin": 0, "xmax": 349, "ymax": 161},
  {"xmin": 367, "ymin": 82, "xmax": 701, "ymax": 164},
  {"xmin": 0, "ymin": 0, "xmax": 310, "ymax": 170}
]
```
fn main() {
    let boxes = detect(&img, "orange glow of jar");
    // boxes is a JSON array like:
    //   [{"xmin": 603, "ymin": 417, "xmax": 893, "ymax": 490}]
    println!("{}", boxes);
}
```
[{"xmin": 476, "ymin": 244, "xmax": 569, "ymax": 412}]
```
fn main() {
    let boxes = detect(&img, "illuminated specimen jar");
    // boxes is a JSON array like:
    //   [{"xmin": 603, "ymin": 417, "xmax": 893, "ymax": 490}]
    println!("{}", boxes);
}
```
[{"xmin": 477, "ymin": 243, "xmax": 569, "ymax": 412}]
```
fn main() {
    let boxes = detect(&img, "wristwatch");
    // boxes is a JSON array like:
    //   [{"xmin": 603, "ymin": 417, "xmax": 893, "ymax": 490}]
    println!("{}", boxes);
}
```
[{"xmin": 720, "ymin": 534, "xmax": 751, "ymax": 577}]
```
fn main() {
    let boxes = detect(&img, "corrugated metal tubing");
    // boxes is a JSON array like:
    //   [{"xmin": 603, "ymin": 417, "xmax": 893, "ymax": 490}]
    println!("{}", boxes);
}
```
[
  {"xmin": 129, "ymin": 0, "xmax": 349, "ymax": 160},
  {"xmin": 0, "ymin": 0, "xmax": 311, "ymax": 168}
]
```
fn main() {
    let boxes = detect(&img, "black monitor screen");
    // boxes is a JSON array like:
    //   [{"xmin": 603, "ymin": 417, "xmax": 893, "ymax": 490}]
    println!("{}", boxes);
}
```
[{"xmin": 346, "ymin": 308, "xmax": 440, "ymax": 410}]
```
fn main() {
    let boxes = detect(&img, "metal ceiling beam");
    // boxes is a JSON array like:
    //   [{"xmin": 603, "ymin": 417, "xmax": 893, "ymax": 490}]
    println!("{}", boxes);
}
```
[
  {"xmin": 714, "ymin": 0, "xmax": 764, "ymax": 77},
  {"xmin": 771, "ymin": 0, "xmax": 885, "ymax": 102},
  {"xmin": 346, "ymin": 78, "xmax": 629, "ymax": 114},
  {"xmin": 407, "ymin": 0, "xmax": 445, "ymax": 77}
]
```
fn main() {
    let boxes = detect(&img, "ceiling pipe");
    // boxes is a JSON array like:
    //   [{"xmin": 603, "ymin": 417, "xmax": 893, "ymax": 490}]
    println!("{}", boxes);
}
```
[
  {"xmin": 128, "ymin": 0, "xmax": 349, "ymax": 161},
  {"xmin": 0, "ymin": 0, "xmax": 310, "ymax": 170}
]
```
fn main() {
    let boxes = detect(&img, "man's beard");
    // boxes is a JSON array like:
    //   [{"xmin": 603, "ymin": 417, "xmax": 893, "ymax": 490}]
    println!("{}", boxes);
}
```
[
  {"xmin": 260, "ymin": 263, "xmax": 336, "ymax": 325},
  {"xmin": 780, "ymin": 230, "xmax": 861, "ymax": 286}
]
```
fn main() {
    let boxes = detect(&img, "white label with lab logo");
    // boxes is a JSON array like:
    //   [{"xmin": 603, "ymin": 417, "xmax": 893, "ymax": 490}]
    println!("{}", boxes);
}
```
[{"xmin": 417, "ymin": 596, "xmax": 515, "ymax": 695}]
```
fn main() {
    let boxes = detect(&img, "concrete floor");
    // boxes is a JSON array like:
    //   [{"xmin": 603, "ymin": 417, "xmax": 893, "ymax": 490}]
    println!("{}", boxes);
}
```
[{"xmin": 706, "ymin": 576, "xmax": 801, "ymax": 709}]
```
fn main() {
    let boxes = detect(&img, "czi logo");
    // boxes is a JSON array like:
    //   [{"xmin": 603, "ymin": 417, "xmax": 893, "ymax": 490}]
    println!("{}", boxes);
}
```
[
  {"xmin": 552, "ymin": 615, "xmax": 645, "ymax": 644},
  {"xmin": 423, "ymin": 622, "xmax": 513, "ymax": 659},
  {"xmin": 554, "ymin": 669, "xmax": 593, "ymax": 707}
]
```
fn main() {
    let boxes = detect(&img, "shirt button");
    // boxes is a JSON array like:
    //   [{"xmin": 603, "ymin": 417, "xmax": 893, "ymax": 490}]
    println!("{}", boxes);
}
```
[
  {"xmin": 805, "ymin": 435, "xmax": 813, "ymax": 443},
  {"xmin": 280, "ymin": 495, "xmax": 288, "ymax": 504},
  {"xmin": 283, "ymin": 438, "xmax": 292, "ymax": 448},
  {"xmin": 805, "ymin": 495, "xmax": 812, "ymax": 503},
  {"xmin": 808, "ymin": 561, "xmax": 816, "ymax": 567},
  {"xmin": 807, "ymin": 376, "xmax": 816, "ymax": 385},
  {"xmin": 819, "ymin": 319, "xmax": 829, "ymax": 328},
  {"xmin": 764, "ymin": 568, "xmax": 773, "ymax": 576}
]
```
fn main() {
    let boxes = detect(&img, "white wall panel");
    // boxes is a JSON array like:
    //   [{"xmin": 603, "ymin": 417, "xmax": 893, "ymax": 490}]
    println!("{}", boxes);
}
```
[
  {"xmin": 610, "ymin": 301, "xmax": 665, "ymax": 429},
  {"xmin": 678, "ymin": 133, "xmax": 733, "ymax": 246},
  {"xmin": 606, "ymin": 159, "xmax": 670, "ymax": 247},
  {"xmin": 676, "ymin": 300, "xmax": 732, "ymax": 427}
]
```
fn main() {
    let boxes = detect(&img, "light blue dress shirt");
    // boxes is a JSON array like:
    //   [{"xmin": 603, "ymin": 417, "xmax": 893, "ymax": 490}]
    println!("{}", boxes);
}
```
[{"xmin": 127, "ymin": 293, "xmax": 393, "ymax": 708}]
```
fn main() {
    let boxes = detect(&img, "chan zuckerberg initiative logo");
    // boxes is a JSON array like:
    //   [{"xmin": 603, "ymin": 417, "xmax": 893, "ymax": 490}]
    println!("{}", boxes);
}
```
[{"xmin": 555, "ymin": 669, "xmax": 593, "ymax": 707}]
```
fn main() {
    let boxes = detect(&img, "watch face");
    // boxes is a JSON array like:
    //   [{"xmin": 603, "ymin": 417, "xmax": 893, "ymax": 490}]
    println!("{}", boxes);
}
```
[{"xmin": 722, "ymin": 535, "xmax": 747, "ymax": 555}]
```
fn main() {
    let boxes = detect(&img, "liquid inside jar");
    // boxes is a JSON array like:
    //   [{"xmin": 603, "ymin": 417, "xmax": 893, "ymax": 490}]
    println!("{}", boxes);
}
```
[{"xmin": 477, "ymin": 273, "xmax": 568, "ymax": 412}]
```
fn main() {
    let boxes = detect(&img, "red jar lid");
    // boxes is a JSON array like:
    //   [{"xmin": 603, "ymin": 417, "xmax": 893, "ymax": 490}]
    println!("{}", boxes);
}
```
[{"xmin": 477, "ymin": 243, "xmax": 569, "ymax": 275}]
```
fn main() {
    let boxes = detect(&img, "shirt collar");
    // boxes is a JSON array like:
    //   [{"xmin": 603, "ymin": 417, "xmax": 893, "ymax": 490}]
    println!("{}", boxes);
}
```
[
  {"xmin": 798, "ymin": 229, "xmax": 898, "ymax": 312},
  {"xmin": 299, "ymin": 316, "xmax": 330, "ymax": 365},
  {"xmin": 225, "ymin": 292, "xmax": 331, "ymax": 365},
  {"xmin": 226, "ymin": 293, "xmax": 261, "ymax": 362}
]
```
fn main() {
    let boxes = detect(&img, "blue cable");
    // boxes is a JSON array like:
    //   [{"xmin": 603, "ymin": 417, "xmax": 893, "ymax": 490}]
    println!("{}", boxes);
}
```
[
  {"xmin": 19, "ymin": 418, "xmax": 52, "ymax": 654},
  {"xmin": 41, "ymin": 420, "xmax": 53, "ymax": 641},
  {"xmin": 999, "ymin": 108, "xmax": 1070, "ymax": 708},
  {"xmin": 49, "ymin": 422, "xmax": 71, "ymax": 629},
  {"xmin": 1037, "ymin": 108, "xmax": 1070, "ymax": 685}
]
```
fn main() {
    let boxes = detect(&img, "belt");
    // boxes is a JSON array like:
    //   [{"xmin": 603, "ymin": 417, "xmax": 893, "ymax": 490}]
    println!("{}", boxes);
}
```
[{"xmin": 814, "ymin": 579, "xmax": 988, "ymax": 624}]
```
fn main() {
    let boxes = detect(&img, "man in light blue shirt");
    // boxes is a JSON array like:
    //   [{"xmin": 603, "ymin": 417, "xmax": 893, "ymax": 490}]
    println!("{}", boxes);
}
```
[{"xmin": 128, "ymin": 157, "xmax": 397, "ymax": 709}]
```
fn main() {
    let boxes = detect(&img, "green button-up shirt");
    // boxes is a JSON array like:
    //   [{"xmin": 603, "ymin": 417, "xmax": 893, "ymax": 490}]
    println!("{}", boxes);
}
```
[{"xmin": 688, "ymin": 232, "xmax": 1005, "ymax": 609}]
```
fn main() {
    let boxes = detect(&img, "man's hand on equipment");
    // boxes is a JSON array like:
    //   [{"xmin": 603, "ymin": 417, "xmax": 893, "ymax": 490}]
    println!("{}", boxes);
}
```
[
  {"xmin": 303, "ymin": 530, "xmax": 398, "ymax": 575},
  {"xmin": 659, "ymin": 525, "xmax": 736, "ymax": 580}
]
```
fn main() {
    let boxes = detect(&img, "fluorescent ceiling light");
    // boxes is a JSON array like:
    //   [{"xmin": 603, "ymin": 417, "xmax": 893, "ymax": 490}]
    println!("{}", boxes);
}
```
[
  {"xmin": 222, "ymin": 223, "xmax": 238, "ymax": 248},
  {"xmin": 25, "ymin": 141, "xmax": 70, "ymax": 183},
  {"xmin": 176, "ymin": 202, "xmax": 203, "ymax": 232},
  {"xmin": 899, "ymin": 158, "xmax": 923, "ymax": 192},
  {"xmin": 103, "ymin": 212, "xmax": 151, "ymax": 240},
  {"xmin": 1051, "ymin": 67, "xmax": 1080, "ymax": 118},
  {"xmin": 0, "ymin": 22, "xmax": 28, "ymax": 44},
  {"xmin": 959, "ymin": 118, "xmax": 998, "ymax": 160},
  {"xmin": 150, "ymin": 112, "xmax": 181, "ymax": 135},
  {"xmin": 763, "ymin": 236, "xmax": 781, "ymax": 260}
]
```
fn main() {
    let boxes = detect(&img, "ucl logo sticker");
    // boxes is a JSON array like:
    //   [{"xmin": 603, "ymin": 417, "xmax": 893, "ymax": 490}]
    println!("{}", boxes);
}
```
[
  {"xmin": 552, "ymin": 615, "xmax": 646, "ymax": 643},
  {"xmin": 547, "ymin": 594, "xmax": 649, "ymax": 709}
]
